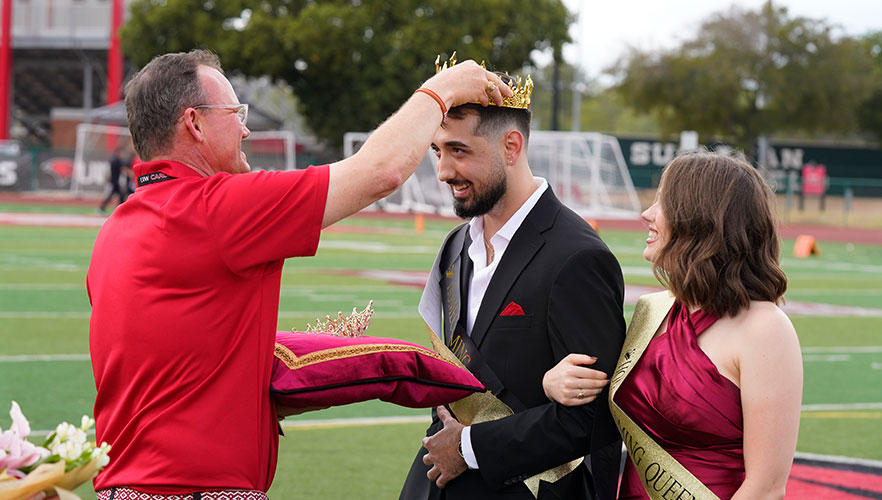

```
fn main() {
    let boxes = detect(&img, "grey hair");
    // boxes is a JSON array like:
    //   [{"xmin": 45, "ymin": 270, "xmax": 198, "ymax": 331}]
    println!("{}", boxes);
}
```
[{"xmin": 124, "ymin": 49, "xmax": 222, "ymax": 160}]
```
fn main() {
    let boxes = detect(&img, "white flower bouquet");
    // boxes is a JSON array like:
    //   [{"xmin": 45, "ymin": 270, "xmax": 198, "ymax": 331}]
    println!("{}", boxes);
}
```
[{"xmin": 0, "ymin": 402, "xmax": 111, "ymax": 500}]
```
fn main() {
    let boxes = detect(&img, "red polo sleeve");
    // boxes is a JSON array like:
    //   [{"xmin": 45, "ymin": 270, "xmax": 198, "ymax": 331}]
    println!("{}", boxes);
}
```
[{"xmin": 202, "ymin": 165, "xmax": 330, "ymax": 274}]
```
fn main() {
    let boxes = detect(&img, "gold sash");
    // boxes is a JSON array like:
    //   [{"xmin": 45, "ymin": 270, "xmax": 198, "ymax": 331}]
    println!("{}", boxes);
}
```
[
  {"xmin": 608, "ymin": 291, "xmax": 720, "ymax": 500},
  {"xmin": 427, "ymin": 326, "xmax": 582, "ymax": 498}
]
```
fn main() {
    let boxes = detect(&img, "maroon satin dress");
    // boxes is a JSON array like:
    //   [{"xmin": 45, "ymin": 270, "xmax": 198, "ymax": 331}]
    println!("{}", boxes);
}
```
[{"xmin": 614, "ymin": 301, "xmax": 745, "ymax": 499}]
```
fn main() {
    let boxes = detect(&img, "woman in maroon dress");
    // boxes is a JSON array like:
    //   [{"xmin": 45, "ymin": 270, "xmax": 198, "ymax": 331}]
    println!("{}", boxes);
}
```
[{"xmin": 542, "ymin": 151, "xmax": 802, "ymax": 499}]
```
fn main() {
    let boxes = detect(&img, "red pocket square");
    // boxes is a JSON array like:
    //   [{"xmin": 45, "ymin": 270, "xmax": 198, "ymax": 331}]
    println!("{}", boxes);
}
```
[{"xmin": 500, "ymin": 301, "xmax": 525, "ymax": 316}]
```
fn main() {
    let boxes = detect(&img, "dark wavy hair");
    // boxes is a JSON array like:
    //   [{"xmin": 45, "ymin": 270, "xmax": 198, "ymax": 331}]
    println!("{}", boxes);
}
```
[
  {"xmin": 652, "ymin": 150, "xmax": 787, "ymax": 317},
  {"xmin": 124, "ymin": 49, "xmax": 222, "ymax": 161},
  {"xmin": 445, "ymin": 72, "xmax": 532, "ymax": 144}
]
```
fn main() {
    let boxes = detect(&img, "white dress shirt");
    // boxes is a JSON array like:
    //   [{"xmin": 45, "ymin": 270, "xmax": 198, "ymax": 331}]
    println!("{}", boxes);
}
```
[{"xmin": 460, "ymin": 177, "xmax": 548, "ymax": 469}]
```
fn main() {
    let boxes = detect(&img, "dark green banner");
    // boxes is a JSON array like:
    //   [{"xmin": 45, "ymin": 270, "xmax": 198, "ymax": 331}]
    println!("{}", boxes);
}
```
[{"xmin": 617, "ymin": 136, "xmax": 882, "ymax": 196}]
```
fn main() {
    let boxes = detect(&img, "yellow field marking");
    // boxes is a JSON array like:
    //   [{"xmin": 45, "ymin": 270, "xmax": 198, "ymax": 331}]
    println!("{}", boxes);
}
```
[{"xmin": 800, "ymin": 411, "xmax": 882, "ymax": 419}]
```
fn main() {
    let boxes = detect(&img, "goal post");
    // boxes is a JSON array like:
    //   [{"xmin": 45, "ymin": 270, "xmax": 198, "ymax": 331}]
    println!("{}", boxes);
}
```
[
  {"xmin": 72, "ymin": 123, "xmax": 296, "ymax": 196},
  {"xmin": 344, "ymin": 132, "xmax": 456, "ymax": 216},
  {"xmin": 71, "ymin": 123, "xmax": 131, "ymax": 195},
  {"xmin": 528, "ymin": 131, "xmax": 641, "ymax": 219},
  {"xmin": 343, "ymin": 131, "xmax": 641, "ymax": 218},
  {"xmin": 242, "ymin": 130, "xmax": 296, "ymax": 172}
]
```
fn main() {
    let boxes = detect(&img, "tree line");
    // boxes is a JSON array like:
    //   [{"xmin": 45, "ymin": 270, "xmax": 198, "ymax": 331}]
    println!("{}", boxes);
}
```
[{"xmin": 121, "ymin": 1, "xmax": 882, "ymax": 151}]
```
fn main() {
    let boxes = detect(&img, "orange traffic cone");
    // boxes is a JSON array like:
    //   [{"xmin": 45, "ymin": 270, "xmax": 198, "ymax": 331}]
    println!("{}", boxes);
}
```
[{"xmin": 793, "ymin": 235, "xmax": 820, "ymax": 258}]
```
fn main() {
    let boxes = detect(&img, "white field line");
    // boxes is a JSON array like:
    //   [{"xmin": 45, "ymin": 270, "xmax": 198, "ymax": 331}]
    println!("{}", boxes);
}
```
[
  {"xmin": 26, "ymin": 419, "xmax": 882, "ymax": 472},
  {"xmin": 0, "ymin": 284, "xmax": 84, "ymax": 290},
  {"xmin": 0, "ymin": 354, "xmax": 91, "ymax": 362},
  {"xmin": 793, "ymin": 451, "xmax": 882, "ymax": 469},
  {"xmin": 2, "ymin": 347, "xmax": 879, "ymax": 364},
  {"xmin": 24, "ymin": 405, "xmax": 882, "ymax": 438},
  {"xmin": 620, "ymin": 266, "xmax": 655, "ymax": 277},
  {"xmin": 7, "ymin": 281, "xmax": 882, "ymax": 295},
  {"xmin": 280, "ymin": 415, "xmax": 430, "ymax": 430},
  {"xmin": 279, "ymin": 285, "xmax": 416, "ymax": 291},
  {"xmin": 0, "ymin": 310, "xmax": 420, "ymax": 319},
  {"xmin": 27, "ymin": 416, "xmax": 432, "ymax": 437},
  {"xmin": 620, "ymin": 283, "xmax": 882, "ymax": 317},
  {"xmin": 0, "ymin": 284, "xmax": 410, "ymax": 293},
  {"xmin": 280, "ymin": 310, "xmax": 416, "ymax": 318},
  {"xmin": 6, "ymin": 301, "xmax": 881, "ymax": 319},
  {"xmin": 780, "ymin": 259, "xmax": 882, "ymax": 274},
  {"xmin": 801, "ymin": 346, "xmax": 882, "ymax": 353},
  {"xmin": 317, "ymin": 240, "xmax": 437, "ymax": 254},
  {"xmin": 0, "ymin": 212, "xmax": 105, "ymax": 227},
  {"xmin": 0, "ymin": 264, "xmax": 85, "ymax": 272},
  {"xmin": 802, "ymin": 354, "xmax": 852, "ymax": 362},
  {"xmin": 782, "ymin": 302, "xmax": 882, "ymax": 317}
]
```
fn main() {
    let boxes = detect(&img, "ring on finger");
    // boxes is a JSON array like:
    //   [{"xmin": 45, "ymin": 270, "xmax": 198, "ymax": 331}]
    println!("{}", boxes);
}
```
[
  {"xmin": 577, "ymin": 391, "xmax": 585, "ymax": 399},
  {"xmin": 485, "ymin": 80, "xmax": 497, "ymax": 95}
]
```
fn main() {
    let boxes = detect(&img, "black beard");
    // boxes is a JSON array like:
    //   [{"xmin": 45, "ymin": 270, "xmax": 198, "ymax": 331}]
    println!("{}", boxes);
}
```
[{"xmin": 452, "ymin": 170, "xmax": 507, "ymax": 218}]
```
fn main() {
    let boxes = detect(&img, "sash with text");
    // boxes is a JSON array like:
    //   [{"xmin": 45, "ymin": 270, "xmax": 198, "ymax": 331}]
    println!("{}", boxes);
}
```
[{"xmin": 608, "ymin": 291, "xmax": 721, "ymax": 500}]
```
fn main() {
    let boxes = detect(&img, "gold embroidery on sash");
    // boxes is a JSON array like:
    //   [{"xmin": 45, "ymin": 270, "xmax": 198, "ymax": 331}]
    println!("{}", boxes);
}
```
[
  {"xmin": 444, "ymin": 261, "xmax": 458, "ymax": 334},
  {"xmin": 427, "ymin": 326, "xmax": 581, "ymax": 498},
  {"xmin": 609, "ymin": 291, "xmax": 721, "ymax": 500},
  {"xmin": 273, "ymin": 342, "xmax": 459, "ymax": 370}
]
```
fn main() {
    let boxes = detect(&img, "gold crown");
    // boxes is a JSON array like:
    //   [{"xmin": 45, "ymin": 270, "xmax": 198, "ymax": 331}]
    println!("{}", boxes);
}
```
[
  {"xmin": 302, "ymin": 300, "xmax": 375, "ymax": 337},
  {"xmin": 435, "ymin": 51, "xmax": 533, "ymax": 109}
]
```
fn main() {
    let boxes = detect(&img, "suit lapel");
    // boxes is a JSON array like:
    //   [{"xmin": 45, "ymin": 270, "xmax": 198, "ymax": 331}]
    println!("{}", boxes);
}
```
[{"xmin": 469, "ymin": 188, "xmax": 560, "ymax": 348}]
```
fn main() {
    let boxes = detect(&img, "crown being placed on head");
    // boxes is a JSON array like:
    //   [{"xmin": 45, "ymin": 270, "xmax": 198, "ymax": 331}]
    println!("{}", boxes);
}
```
[
  {"xmin": 302, "ymin": 300, "xmax": 375, "ymax": 338},
  {"xmin": 435, "ymin": 51, "xmax": 533, "ymax": 109}
]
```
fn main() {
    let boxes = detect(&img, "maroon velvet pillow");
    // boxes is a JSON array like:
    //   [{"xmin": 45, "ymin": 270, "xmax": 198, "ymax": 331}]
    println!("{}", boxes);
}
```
[{"xmin": 271, "ymin": 331, "xmax": 485, "ymax": 409}]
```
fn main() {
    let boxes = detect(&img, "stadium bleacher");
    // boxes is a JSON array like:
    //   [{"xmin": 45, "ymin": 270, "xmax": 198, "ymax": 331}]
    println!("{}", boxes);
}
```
[{"xmin": 12, "ymin": 48, "xmax": 118, "ymax": 146}]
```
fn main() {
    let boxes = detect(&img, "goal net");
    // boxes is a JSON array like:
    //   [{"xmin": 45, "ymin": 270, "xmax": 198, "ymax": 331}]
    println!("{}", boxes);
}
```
[
  {"xmin": 72, "ymin": 123, "xmax": 295, "ymax": 195},
  {"xmin": 343, "ymin": 131, "xmax": 641, "ymax": 219}
]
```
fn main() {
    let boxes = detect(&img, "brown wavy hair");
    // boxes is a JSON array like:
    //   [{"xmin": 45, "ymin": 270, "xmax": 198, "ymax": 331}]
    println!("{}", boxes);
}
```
[{"xmin": 652, "ymin": 150, "xmax": 787, "ymax": 317}]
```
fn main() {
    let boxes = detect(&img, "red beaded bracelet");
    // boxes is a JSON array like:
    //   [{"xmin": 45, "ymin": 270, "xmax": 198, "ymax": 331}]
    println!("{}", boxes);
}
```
[{"xmin": 414, "ymin": 87, "xmax": 447, "ymax": 116}]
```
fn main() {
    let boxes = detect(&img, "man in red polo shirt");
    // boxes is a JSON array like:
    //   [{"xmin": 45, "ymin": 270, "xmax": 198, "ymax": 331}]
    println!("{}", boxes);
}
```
[{"xmin": 87, "ymin": 49, "xmax": 510, "ymax": 500}]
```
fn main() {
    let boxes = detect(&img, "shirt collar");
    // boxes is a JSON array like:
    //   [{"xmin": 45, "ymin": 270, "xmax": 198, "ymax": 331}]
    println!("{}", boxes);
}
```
[
  {"xmin": 468, "ymin": 177, "xmax": 548, "ymax": 246},
  {"xmin": 133, "ymin": 160, "xmax": 207, "ymax": 179}
]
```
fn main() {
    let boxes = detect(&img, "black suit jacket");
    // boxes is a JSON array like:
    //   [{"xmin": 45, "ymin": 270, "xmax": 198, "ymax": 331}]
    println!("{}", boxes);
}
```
[{"xmin": 400, "ymin": 188, "xmax": 626, "ymax": 500}]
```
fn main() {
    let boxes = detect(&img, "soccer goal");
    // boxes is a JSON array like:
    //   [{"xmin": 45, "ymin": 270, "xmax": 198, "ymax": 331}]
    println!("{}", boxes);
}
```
[
  {"xmin": 72, "ymin": 123, "xmax": 296, "ymax": 195},
  {"xmin": 528, "ymin": 131, "xmax": 641, "ymax": 219},
  {"xmin": 343, "ymin": 131, "xmax": 641, "ymax": 219},
  {"xmin": 344, "ymin": 132, "xmax": 456, "ymax": 216}
]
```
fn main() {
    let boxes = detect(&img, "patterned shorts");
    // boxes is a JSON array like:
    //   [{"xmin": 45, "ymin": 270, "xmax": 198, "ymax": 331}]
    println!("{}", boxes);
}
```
[{"xmin": 96, "ymin": 487, "xmax": 269, "ymax": 500}]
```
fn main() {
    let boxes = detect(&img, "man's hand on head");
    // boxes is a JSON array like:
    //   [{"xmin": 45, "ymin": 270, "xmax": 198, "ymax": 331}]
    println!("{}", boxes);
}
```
[
  {"xmin": 421, "ymin": 60, "xmax": 513, "ymax": 110},
  {"xmin": 422, "ymin": 406, "xmax": 467, "ymax": 488}
]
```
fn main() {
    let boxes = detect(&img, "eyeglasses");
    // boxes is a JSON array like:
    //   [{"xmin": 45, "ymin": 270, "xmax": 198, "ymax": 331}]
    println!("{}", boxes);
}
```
[{"xmin": 191, "ymin": 103, "xmax": 249, "ymax": 126}]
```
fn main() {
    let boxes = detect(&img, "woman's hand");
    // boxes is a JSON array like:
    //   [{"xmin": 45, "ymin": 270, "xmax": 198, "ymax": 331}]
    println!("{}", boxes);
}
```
[{"xmin": 542, "ymin": 353, "xmax": 609, "ymax": 406}]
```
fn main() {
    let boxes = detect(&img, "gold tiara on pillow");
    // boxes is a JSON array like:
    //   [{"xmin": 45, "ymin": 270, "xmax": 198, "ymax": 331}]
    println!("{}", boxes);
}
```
[
  {"xmin": 271, "ymin": 331, "xmax": 485, "ymax": 410},
  {"xmin": 435, "ymin": 51, "xmax": 533, "ymax": 109},
  {"xmin": 271, "ymin": 303, "xmax": 485, "ymax": 411},
  {"xmin": 303, "ymin": 300, "xmax": 374, "ymax": 337}
]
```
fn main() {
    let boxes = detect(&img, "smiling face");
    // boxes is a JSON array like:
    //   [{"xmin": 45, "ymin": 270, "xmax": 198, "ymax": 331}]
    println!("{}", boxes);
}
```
[
  {"xmin": 431, "ymin": 112, "xmax": 508, "ymax": 219},
  {"xmin": 641, "ymin": 196, "xmax": 669, "ymax": 263},
  {"xmin": 196, "ymin": 66, "xmax": 251, "ymax": 174},
  {"xmin": 642, "ymin": 151, "xmax": 788, "ymax": 317}
]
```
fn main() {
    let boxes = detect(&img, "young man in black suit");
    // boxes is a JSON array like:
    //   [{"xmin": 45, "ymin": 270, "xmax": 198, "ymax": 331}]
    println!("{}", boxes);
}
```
[{"xmin": 399, "ymin": 71, "xmax": 626, "ymax": 500}]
